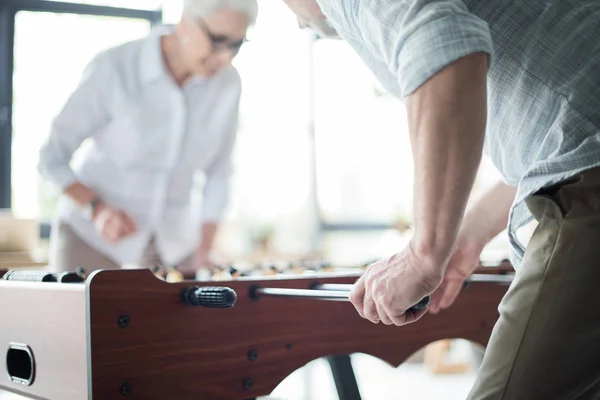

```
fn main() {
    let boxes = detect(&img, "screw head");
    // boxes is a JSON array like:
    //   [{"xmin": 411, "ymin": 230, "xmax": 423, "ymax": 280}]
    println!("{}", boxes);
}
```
[
  {"xmin": 248, "ymin": 349, "xmax": 258, "ymax": 361},
  {"xmin": 120, "ymin": 383, "xmax": 132, "ymax": 396},
  {"xmin": 243, "ymin": 378, "xmax": 253, "ymax": 390},
  {"xmin": 286, "ymin": 343, "xmax": 293, "ymax": 350},
  {"xmin": 118, "ymin": 315, "xmax": 130, "ymax": 329}
]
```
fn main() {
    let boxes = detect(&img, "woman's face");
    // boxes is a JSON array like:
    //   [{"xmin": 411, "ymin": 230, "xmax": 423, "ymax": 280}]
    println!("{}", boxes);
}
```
[{"xmin": 177, "ymin": 9, "xmax": 249, "ymax": 78}]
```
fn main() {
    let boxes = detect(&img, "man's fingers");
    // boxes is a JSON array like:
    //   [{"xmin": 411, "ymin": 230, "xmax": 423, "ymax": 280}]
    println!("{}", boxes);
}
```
[
  {"xmin": 375, "ymin": 297, "xmax": 393, "ymax": 325},
  {"xmin": 363, "ymin": 285, "xmax": 379, "ymax": 324},
  {"xmin": 403, "ymin": 308, "xmax": 429, "ymax": 325},
  {"xmin": 440, "ymin": 279, "xmax": 464, "ymax": 310},
  {"xmin": 350, "ymin": 276, "xmax": 367, "ymax": 319},
  {"xmin": 429, "ymin": 278, "xmax": 464, "ymax": 314},
  {"xmin": 429, "ymin": 282, "xmax": 448, "ymax": 314}
]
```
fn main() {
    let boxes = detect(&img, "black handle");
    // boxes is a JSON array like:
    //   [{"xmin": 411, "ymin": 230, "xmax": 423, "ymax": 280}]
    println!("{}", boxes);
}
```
[
  {"xmin": 409, "ymin": 296, "xmax": 430, "ymax": 312},
  {"xmin": 2, "ymin": 270, "xmax": 85, "ymax": 283},
  {"xmin": 181, "ymin": 286, "xmax": 237, "ymax": 308},
  {"xmin": 2, "ymin": 270, "xmax": 57, "ymax": 282}
]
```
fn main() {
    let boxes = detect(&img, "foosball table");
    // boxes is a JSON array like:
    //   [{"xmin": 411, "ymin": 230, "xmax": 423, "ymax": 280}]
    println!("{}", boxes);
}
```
[{"xmin": 0, "ymin": 260, "xmax": 514, "ymax": 400}]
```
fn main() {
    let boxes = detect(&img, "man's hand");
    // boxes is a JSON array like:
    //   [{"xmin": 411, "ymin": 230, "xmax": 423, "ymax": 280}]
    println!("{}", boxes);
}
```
[
  {"xmin": 92, "ymin": 203, "xmax": 137, "ymax": 243},
  {"xmin": 430, "ymin": 181, "xmax": 517, "ymax": 313},
  {"xmin": 350, "ymin": 242, "xmax": 444, "ymax": 326},
  {"xmin": 429, "ymin": 238, "xmax": 483, "ymax": 314},
  {"xmin": 349, "ymin": 52, "xmax": 489, "ymax": 326}
]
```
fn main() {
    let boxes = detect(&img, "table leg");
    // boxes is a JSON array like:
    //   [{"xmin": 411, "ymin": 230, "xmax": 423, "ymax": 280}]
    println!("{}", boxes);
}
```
[{"xmin": 326, "ymin": 354, "xmax": 362, "ymax": 400}]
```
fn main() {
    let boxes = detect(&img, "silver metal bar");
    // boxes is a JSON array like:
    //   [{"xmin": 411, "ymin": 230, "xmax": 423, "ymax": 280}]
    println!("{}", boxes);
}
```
[
  {"xmin": 254, "ymin": 287, "xmax": 430, "ymax": 312},
  {"xmin": 256, "ymin": 287, "xmax": 351, "ymax": 301},
  {"xmin": 467, "ymin": 274, "xmax": 514, "ymax": 284},
  {"xmin": 315, "ymin": 273, "xmax": 514, "ymax": 292}
]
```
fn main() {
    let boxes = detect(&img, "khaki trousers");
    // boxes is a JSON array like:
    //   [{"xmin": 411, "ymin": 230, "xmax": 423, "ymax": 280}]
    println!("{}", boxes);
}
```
[
  {"xmin": 48, "ymin": 221, "xmax": 196, "ymax": 274},
  {"xmin": 469, "ymin": 167, "xmax": 600, "ymax": 399}
]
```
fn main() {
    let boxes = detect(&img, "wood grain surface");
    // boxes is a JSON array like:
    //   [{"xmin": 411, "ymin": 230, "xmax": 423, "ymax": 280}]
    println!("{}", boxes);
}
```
[{"xmin": 88, "ymin": 262, "xmax": 513, "ymax": 400}]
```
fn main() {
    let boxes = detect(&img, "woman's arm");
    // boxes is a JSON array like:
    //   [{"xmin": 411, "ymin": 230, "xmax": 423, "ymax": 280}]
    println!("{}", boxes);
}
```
[{"xmin": 37, "ymin": 51, "xmax": 112, "ymax": 208}]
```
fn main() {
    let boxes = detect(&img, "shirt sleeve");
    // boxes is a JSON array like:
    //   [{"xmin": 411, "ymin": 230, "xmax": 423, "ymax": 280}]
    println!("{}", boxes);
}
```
[
  {"xmin": 37, "ymin": 50, "xmax": 113, "ymax": 190},
  {"xmin": 201, "ymin": 72, "xmax": 242, "ymax": 223},
  {"xmin": 318, "ymin": 0, "xmax": 494, "ymax": 97}
]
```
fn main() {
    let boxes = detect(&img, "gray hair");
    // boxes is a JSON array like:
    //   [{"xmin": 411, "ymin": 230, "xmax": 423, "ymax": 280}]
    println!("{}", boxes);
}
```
[{"xmin": 183, "ymin": 0, "xmax": 259, "ymax": 25}]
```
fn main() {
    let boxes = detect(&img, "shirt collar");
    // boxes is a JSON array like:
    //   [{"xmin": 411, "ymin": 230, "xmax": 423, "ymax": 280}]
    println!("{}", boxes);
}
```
[{"xmin": 139, "ymin": 25, "xmax": 172, "ymax": 84}]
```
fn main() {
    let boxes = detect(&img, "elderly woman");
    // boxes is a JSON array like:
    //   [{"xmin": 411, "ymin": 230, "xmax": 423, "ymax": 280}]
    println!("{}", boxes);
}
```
[{"xmin": 38, "ymin": 0, "xmax": 258, "ymax": 275}]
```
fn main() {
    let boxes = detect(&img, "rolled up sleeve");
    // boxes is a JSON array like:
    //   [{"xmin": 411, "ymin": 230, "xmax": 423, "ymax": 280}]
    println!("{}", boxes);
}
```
[
  {"xmin": 37, "ymin": 51, "xmax": 112, "ymax": 190},
  {"xmin": 201, "ymin": 74, "xmax": 242, "ymax": 222},
  {"xmin": 396, "ymin": 8, "xmax": 494, "ymax": 96},
  {"xmin": 319, "ymin": 0, "xmax": 494, "ymax": 97}
]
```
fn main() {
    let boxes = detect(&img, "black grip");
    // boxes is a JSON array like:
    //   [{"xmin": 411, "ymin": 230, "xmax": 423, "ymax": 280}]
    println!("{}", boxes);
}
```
[
  {"xmin": 409, "ymin": 295, "xmax": 430, "ymax": 312},
  {"xmin": 2, "ymin": 270, "xmax": 57, "ymax": 282},
  {"xmin": 57, "ymin": 272, "xmax": 84, "ymax": 283},
  {"xmin": 181, "ymin": 286, "xmax": 237, "ymax": 308}
]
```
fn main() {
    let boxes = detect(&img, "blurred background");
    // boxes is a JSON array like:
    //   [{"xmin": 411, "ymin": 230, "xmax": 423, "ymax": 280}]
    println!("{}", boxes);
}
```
[
  {"xmin": 0, "ymin": 1, "xmax": 518, "ymax": 399},
  {"xmin": 2, "ymin": 0, "xmax": 508, "ymax": 267}
]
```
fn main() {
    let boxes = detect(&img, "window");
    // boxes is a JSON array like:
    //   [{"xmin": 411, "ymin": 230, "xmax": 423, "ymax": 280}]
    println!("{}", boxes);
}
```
[
  {"xmin": 311, "ymin": 38, "xmax": 508, "ymax": 262},
  {"xmin": 217, "ymin": 0, "xmax": 317, "ymax": 257},
  {"xmin": 312, "ymin": 39, "xmax": 413, "ymax": 227}
]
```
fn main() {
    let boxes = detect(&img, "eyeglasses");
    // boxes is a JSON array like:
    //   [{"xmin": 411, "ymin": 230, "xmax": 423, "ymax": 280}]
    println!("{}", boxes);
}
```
[{"xmin": 197, "ymin": 19, "xmax": 246, "ymax": 56}]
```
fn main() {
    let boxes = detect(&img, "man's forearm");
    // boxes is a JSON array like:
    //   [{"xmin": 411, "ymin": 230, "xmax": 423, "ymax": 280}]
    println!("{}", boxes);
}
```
[
  {"xmin": 407, "ymin": 52, "xmax": 489, "ymax": 268},
  {"xmin": 461, "ymin": 181, "xmax": 517, "ymax": 248}
]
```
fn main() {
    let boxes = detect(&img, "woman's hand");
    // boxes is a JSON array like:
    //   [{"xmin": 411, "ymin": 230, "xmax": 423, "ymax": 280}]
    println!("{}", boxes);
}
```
[{"xmin": 92, "ymin": 203, "xmax": 137, "ymax": 243}]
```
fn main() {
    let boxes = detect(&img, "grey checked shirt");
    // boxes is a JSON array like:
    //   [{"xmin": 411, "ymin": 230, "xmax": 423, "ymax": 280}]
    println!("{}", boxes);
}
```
[{"xmin": 317, "ymin": 0, "xmax": 600, "ymax": 267}]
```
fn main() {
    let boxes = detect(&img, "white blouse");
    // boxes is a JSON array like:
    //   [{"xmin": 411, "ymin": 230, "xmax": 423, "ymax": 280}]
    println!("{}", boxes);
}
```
[{"xmin": 38, "ymin": 26, "xmax": 242, "ymax": 266}]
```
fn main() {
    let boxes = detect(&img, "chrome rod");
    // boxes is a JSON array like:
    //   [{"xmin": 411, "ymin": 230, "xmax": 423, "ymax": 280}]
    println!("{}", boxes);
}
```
[
  {"xmin": 255, "ymin": 287, "xmax": 350, "ymax": 300},
  {"xmin": 467, "ymin": 274, "xmax": 514, "ymax": 284},
  {"xmin": 315, "ymin": 273, "xmax": 514, "ymax": 292},
  {"xmin": 252, "ymin": 286, "xmax": 430, "ymax": 311}
]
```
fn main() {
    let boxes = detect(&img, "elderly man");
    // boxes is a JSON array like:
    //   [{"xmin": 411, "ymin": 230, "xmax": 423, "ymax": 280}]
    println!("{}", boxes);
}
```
[
  {"xmin": 38, "ymin": 0, "xmax": 258, "ymax": 275},
  {"xmin": 283, "ymin": 0, "xmax": 600, "ymax": 399}
]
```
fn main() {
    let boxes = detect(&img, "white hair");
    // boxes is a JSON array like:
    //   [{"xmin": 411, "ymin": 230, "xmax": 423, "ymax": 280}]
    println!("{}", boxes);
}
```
[{"xmin": 183, "ymin": 0, "xmax": 259, "ymax": 25}]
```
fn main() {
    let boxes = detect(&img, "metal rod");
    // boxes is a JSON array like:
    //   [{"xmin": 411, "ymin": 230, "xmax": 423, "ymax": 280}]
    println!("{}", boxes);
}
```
[
  {"xmin": 467, "ymin": 274, "xmax": 514, "ymax": 284},
  {"xmin": 315, "ymin": 273, "xmax": 514, "ymax": 292},
  {"xmin": 256, "ymin": 287, "xmax": 350, "ymax": 301}
]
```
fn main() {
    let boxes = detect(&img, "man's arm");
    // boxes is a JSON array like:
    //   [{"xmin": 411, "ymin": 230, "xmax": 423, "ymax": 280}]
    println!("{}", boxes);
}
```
[
  {"xmin": 349, "ymin": 51, "xmax": 490, "ymax": 326},
  {"xmin": 460, "ymin": 180, "xmax": 517, "ymax": 251},
  {"xmin": 428, "ymin": 180, "xmax": 516, "ymax": 313},
  {"xmin": 408, "ymin": 51, "xmax": 489, "ymax": 274}
]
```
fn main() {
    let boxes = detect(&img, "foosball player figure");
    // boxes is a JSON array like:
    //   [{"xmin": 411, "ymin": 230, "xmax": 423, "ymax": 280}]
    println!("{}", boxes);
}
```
[
  {"xmin": 151, "ymin": 265, "xmax": 165, "ymax": 280},
  {"xmin": 229, "ymin": 266, "xmax": 242, "ymax": 279},
  {"xmin": 75, "ymin": 267, "xmax": 87, "ymax": 280},
  {"xmin": 317, "ymin": 261, "xmax": 335, "ymax": 273},
  {"xmin": 212, "ymin": 265, "xmax": 233, "ymax": 281},
  {"xmin": 165, "ymin": 266, "xmax": 184, "ymax": 283},
  {"xmin": 287, "ymin": 261, "xmax": 305, "ymax": 275}
]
